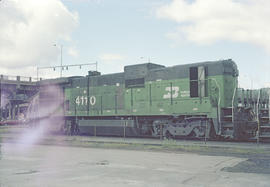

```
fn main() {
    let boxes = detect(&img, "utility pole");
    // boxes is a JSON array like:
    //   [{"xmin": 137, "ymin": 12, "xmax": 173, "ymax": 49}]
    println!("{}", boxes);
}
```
[
  {"xmin": 60, "ymin": 44, "xmax": 63, "ymax": 77},
  {"xmin": 53, "ymin": 44, "xmax": 63, "ymax": 77}
]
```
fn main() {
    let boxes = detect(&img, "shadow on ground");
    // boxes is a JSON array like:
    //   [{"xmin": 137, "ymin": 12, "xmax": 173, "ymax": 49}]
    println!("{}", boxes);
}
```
[{"xmin": 222, "ymin": 158, "xmax": 270, "ymax": 174}]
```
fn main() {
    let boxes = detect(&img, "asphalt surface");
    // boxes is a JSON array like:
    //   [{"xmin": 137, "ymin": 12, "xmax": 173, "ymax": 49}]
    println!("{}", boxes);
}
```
[
  {"xmin": 1, "ymin": 126, "xmax": 270, "ymax": 186},
  {"xmin": 1, "ymin": 143, "xmax": 270, "ymax": 187}
]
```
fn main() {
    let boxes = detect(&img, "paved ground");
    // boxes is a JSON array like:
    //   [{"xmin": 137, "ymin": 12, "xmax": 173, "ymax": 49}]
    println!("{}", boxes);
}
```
[{"xmin": 0, "ymin": 143, "xmax": 269, "ymax": 187}]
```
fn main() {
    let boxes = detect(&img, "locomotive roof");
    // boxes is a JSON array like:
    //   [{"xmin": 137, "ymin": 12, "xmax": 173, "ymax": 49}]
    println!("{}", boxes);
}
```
[
  {"xmin": 144, "ymin": 59, "xmax": 238, "ymax": 82},
  {"xmin": 39, "ymin": 59, "xmax": 238, "ymax": 87},
  {"xmin": 171, "ymin": 59, "xmax": 235, "ymax": 68}
]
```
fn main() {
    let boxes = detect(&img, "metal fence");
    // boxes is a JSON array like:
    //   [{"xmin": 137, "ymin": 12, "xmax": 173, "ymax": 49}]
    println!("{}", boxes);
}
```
[{"xmin": 0, "ymin": 75, "xmax": 41, "ymax": 82}]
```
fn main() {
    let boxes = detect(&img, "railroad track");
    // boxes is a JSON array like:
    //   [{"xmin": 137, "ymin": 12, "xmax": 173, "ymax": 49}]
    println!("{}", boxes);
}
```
[{"xmin": 1, "ymin": 125, "xmax": 270, "ymax": 148}]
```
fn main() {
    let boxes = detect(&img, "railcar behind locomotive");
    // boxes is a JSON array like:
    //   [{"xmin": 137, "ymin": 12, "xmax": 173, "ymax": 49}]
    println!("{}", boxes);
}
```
[{"xmin": 32, "ymin": 59, "xmax": 260, "ymax": 140}]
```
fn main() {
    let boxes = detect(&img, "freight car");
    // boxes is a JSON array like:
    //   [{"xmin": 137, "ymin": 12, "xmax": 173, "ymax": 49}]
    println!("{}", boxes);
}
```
[{"xmin": 29, "ymin": 59, "xmax": 260, "ymax": 140}]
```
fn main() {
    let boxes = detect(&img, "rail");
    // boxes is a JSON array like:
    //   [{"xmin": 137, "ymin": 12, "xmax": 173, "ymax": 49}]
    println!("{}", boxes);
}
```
[
  {"xmin": 232, "ymin": 79, "xmax": 237, "ymax": 124},
  {"xmin": 269, "ymin": 90, "xmax": 270, "ymax": 121},
  {"xmin": 257, "ymin": 89, "xmax": 261, "ymax": 144},
  {"xmin": 0, "ymin": 74, "xmax": 41, "ymax": 82},
  {"xmin": 208, "ymin": 78, "xmax": 221, "ymax": 134}
]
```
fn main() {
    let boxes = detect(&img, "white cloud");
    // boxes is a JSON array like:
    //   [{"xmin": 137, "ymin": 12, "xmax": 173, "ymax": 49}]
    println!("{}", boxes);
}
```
[
  {"xmin": 67, "ymin": 47, "xmax": 79, "ymax": 58},
  {"xmin": 97, "ymin": 53, "xmax": 126, "ymax": 74},
  {"xmin": 156, "ymin": 0, "xmax": 270, "ymax": 51},
  {"xmin": 0, "ymin": 0, "xmax": 78, "ymax": 75},
  {"xmin": 65, "ymin": 0, "xmax": 103, "ymax": 3},
  {"xmin": 99, "ymin": 53, "xmax": 125, "ymax": 61}
]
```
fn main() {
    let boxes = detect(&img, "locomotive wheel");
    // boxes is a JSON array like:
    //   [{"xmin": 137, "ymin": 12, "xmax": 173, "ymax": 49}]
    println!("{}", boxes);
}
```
[
  {"xmin": 152, "ymin": 120, "xmax": 162, "ymax": 137},
  {"xmin": 192, "ymin": 126, "xmax": 205, "ymax": 138}
]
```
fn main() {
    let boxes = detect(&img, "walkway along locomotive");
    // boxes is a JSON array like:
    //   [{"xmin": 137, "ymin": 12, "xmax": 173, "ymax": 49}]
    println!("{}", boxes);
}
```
[{"xmin": 29, "ymin": 59, "xmax": 262, "ymax": 140}]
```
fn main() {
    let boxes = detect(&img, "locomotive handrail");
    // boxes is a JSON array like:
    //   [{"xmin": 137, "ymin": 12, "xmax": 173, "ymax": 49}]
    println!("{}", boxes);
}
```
[
  {"xmin": 268, "ymin": 90, "xmax": 270, "ymax": 121},
  {"xmin": 256, "ymin": 89, "xmax": 261, "ymax": 121},
  {"xmin": 232, "ymin": 79, "xmax": 237, "ymax": 124},
  {"xmin": 256, "ymin": 89, "xmax": 261, "ymax": 142},
  {"xmin": 208, "ymin": 78, "xmax": 221, "ymax": 134}
]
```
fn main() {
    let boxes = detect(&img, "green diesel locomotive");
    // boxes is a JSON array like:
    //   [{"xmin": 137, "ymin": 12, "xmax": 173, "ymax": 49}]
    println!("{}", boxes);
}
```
[{"xmin": 34, "ymin": 59, "xmax": 259, "ymax": 140}]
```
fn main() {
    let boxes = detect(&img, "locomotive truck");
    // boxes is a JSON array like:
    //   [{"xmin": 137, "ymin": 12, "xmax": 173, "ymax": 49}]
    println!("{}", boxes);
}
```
[{"xmin": 28, "ymin": 59, "xmax": 263, "ymax": 140}]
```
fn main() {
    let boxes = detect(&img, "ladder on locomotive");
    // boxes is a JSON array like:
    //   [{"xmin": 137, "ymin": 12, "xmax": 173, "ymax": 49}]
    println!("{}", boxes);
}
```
[
  {"xmin": 257, "ymin": 89, "xmax": 270, "ymax": 140},
  {"xmin": 220, "ymin": 107, "xmax": 234, "ymax": 138},
  {"xmin": 220, "ymin": 84, "xmax": 237, "ymax": 138}
]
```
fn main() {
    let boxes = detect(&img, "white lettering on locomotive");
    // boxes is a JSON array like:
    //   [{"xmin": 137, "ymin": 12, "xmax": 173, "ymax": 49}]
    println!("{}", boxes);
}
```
[
  {"xmin": 75, "ymin": 96, "xmax": 81, "ymax": 105},
  {"xmin": 89, "ymin": 96, "xmax": 96, "ymax": 106},
  {"xmin": 75, "ymin": 96, "xmax": 96, "ymax": 106},
  {"xmin": 163, "ymin": 86, "xmax": 179, "ymax": 99}
]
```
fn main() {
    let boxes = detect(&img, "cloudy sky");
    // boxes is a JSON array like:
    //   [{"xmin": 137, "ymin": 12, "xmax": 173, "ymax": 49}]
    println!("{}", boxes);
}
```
[{"xmin": 0, "ymin": 0, "xmax": 270, "ymax": 88}]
